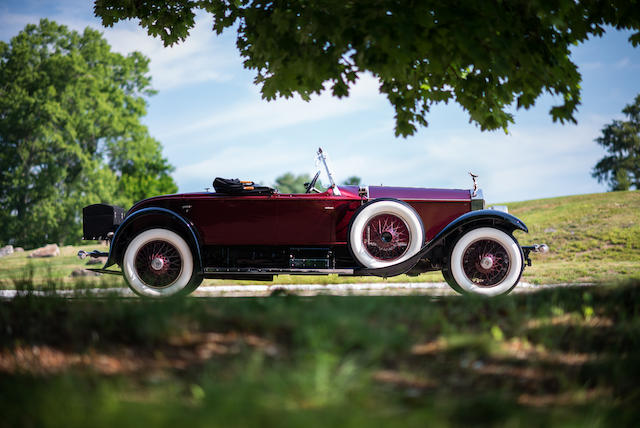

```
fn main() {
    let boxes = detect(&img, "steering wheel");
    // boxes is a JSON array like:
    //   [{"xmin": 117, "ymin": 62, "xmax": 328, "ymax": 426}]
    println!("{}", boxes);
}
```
[{"xmin": 305, "ymin": 171, "xmax": 321, "ymax": 193}]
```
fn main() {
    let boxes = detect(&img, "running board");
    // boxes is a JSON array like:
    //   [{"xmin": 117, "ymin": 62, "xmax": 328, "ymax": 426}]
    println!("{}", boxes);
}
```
[
  {"xmin": 86, "ymin": 268, "xmax": 123, "ymax": 276},
  {"xmin": 203, "ymin": 267, "xmax": 355, "ymax": 276}
]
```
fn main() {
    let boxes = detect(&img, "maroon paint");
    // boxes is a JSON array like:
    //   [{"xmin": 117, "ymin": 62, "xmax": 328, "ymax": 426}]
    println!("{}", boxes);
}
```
[{"xmin": 129, "ymin": 185, "xmax": 471, "ymax": 246}]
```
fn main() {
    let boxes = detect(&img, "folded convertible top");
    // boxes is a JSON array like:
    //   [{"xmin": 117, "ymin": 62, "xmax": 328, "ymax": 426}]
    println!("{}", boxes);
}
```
[{"xmin": 212, "ymin": 177, "xmax": 275, "ymax": 195}]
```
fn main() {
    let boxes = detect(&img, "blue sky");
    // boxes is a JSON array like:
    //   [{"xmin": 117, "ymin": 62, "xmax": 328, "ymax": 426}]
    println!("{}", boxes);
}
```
[{"xmin": 2, "ymin": 1, "xmax": 639, "ymax": 203}]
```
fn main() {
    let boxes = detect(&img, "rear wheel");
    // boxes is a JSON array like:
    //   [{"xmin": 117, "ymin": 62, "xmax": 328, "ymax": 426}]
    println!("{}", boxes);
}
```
[
  {"xmin": 444, "ymin": 227, "xmax": 523, "ymax": 297},
  {"xmin": 122, "ymin": 228, "xmax": 202, "ymax": 297}
]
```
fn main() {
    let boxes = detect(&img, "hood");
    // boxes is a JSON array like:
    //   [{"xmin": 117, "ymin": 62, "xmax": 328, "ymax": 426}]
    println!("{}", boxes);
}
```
[{"xmin": 368, "ymin": 186, "xmax": 471, "ymax": 201}]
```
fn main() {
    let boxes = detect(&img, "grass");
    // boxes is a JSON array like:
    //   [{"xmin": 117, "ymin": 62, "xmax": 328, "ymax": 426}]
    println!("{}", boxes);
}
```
[
  {"xmin": 509, "ymin": 190, "xmax": 640, "ymax": 284},
  {"xmin": 1, "ymin": 279, "xmax": 640, "ymax": 426},
  {"xmin": 1, "ymin": 190, "xmax": 638, "ymax": 288}
]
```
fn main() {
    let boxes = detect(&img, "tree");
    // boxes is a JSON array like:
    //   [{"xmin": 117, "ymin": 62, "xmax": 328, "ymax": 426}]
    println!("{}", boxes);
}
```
[
  {"xmin": 274, "ymin": 172, "xmax": 312, "ymax": 194},
  {"xmin": 94, "ymin": 1, "xmax": 640, "ymax": 137},
  {"xmin": 342, "ymin": 176, "xmax": 362, "ymax": 186},
  {"xmin": 0, "ymin": 20, "xmax": 177, "ymax": 247},
  {"xmin": 592, "ymin": 95, "xmax": 640, "ymax": 191}
]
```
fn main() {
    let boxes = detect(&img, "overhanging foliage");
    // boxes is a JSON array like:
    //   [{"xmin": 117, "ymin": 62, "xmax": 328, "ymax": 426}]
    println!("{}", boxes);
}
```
[{"xmin": 95, "ymin": 0, "xmax": 640, "ymax": 136}]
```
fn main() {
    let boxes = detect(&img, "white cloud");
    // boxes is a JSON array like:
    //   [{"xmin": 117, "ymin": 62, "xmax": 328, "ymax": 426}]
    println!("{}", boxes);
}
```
[
  {"xmin": 164, "ymin": 73, "xmax": 385, "ymax": 142},
  {"xmin": 377, "ymin": 118, "xmax": 610, "ymax": 202},
  {"xmin": 173, "ymin": 106, "xmax": 610, "ymax": 203},
  {"xmin": 0, "ymin": 5, "xmax": 236, "ymax": 92},
  {"xmin": 614, "ymin": 57, "xmax": 631, "ymax": 69},
  {"xmin": 101, "ymin": 14, "xmax": 238, "ymax": 91}
]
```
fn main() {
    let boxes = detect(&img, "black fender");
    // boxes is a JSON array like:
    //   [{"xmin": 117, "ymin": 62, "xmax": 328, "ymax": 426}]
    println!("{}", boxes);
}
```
[
  {"xmin": 355, "ymin": 209, "xmax": 528, "ymax": 277},
  {"xmin": 103, "ymin": 207, "xmax": 203, "ymax": 273}
]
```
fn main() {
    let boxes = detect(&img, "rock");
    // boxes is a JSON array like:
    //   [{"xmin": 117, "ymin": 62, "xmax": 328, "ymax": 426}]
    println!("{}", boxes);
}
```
[
  {"xmin": 71, "ymin": 269, "xmax": 100, "ymax": 277},
  {"xmin": 0, "ymin": 245, "xmax": 13, "ymax": 258},
  {"xmin": 86, "ymin": 257, "xmax": 107, "ymax": 265},
  {"xmin": 28, "ymin": 244, "xmax": 60, "ymax": 258},
  {"xmin": 14, "ymin": 247, "xmax": 24, "ymax": 252}
]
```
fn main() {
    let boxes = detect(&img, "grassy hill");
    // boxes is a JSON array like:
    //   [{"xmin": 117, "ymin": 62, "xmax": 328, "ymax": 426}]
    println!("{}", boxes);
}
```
[
  {"xmin": 509, "ymin": 190, "xmax": 640, "ymax": 284},
  {"xmin": 1, "ymin": 191, "xmax": 638, "ymax": 287}
]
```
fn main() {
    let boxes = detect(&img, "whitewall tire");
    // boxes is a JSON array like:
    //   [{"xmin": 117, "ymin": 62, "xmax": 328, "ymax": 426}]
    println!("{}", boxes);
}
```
[
  {"xmin": 348, "ymin": 199, "xmax": 425, "ymax": 269},
  {"xmin": 122, "ymin": 228, "xmax": 200, "ymax": 297},
  {"xmin": 447, "ymin": 227, "xmax": 523, "ymax": 297}
]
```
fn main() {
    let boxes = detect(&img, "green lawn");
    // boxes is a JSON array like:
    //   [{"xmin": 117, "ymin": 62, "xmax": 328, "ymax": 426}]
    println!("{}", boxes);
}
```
[
  {"xmin": 1, "ymin": 190, "xmax": 638, "ymax": 288},
  {"xmin": 509, "ymin": 190, "xmax": 640, "ymax": 284},
  {"xmin": 1, "ymin": 279, "xmax": 639, "ymax": 426}
]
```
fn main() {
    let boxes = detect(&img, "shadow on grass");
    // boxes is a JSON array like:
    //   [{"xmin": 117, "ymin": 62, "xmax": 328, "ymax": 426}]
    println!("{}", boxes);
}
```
[{"xmin": 1, "ymin": 278, "xmax": 639, "ymax": 426}]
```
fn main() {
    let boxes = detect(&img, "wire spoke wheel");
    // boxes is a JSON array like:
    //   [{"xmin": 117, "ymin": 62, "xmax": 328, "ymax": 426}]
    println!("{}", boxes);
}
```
[
  {"xmin": 362, "ymin": 214, "xmax": 411, "ymax": 261},
  {"xmin": 447, "ymin": 227, "xmax": 523, "ymax": 297},
  {"xmin": 134, "ymin": 239, "xmax": 183, "ymax": 288},
  {"xmin": 123, "ymin": 228, "xmax": 200, "ymax": 298},
  {"xmin": 349, "ymin": 199, "xmax": 424, "ymax": 269},
  {"xmin": 461, "ymin": 239, "xmax": 510, "ymax": 287}
]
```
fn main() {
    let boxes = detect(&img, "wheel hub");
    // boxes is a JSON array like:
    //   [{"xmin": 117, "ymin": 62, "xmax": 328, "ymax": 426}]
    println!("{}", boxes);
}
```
[
  {"xmin": 462, "ymin": 239, "xmax": 510, "ymax": 287},
  {"xmin": 134, "ymin": 240, "xmax": 181, "ymax": 287},
  {"xmin": 151, "ymin": 257, "xmax": 165, "ymax": 271},
  {"xmin": 363, "ymin": 214, "xmax": 410, "ymax": 261},
  {"xmin": 479, "ymin": 255, "xmax": 494, "ymax": 270}
]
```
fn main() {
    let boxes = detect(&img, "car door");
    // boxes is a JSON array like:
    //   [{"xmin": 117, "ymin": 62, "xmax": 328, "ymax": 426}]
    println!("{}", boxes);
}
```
[
  {"xmin": 274, "ymin": 192, "xmax": 340, "ymax": 245},
  {"xmin": 190, "ymin": 195, "xmax": 281, "ymax": 246}
]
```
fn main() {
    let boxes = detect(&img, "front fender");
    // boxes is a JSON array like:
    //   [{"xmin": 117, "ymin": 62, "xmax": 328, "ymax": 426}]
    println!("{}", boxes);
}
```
[
  {"xmin": 432, "ymin": 209, "xmax": 528, "ymax": 239},
  {"xmin": 356, "ymin": 210, "xmax": 528, "ymax": 277},
  {"xmin": 104, "ymin": 207, "xmax": 203, "ymax": 272}
]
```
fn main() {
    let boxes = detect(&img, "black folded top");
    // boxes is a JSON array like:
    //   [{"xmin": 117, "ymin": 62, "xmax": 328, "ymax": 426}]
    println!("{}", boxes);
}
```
[{"xmin": 212, "ymin": 177, "xmax": 275, "ymax": 195}]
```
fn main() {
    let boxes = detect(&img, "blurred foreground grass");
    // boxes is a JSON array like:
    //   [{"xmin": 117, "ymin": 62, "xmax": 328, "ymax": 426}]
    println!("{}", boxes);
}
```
[
  {"xmin": 1, "ymin": 278, "xmax": 639, "ymax": 426},
  {"xmin": 1, "ymin": 190, "xmax": 638, "ymax": 288}
]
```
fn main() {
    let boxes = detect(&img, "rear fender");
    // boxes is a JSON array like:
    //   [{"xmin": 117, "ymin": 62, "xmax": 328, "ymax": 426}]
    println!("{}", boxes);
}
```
[{"xmin": 104, "ymin": 207, "xmax": 203, "ymax": 273}]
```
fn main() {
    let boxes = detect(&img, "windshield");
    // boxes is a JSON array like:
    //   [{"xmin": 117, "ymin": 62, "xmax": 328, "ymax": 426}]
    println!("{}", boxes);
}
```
[{"xmin": 316, "ymin": 148, "xmax": 341, "ymax": 196}]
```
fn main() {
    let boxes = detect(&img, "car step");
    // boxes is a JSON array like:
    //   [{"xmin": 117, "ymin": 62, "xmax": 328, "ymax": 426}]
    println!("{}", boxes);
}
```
[{"xmin": 203, "ymin": 267, "xmax": 355, "ymax": 276}]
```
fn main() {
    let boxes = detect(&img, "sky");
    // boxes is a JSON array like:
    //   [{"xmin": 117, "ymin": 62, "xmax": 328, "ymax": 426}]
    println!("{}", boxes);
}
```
[{"xmin": 2, "ymin": 1, "xmax": 639, "ymax": 203}]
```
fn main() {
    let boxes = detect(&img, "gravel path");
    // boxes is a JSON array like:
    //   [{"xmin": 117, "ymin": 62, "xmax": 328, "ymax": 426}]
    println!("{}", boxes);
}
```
[{"xmin": 0, "ymin": 281, "xmax": 596, "ymax": 299}]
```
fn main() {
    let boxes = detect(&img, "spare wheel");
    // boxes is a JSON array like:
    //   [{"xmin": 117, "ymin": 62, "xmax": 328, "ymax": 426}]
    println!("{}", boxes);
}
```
[{"xmin": 348, "ymin": 199, "xmax": 425, "ymax": 269}]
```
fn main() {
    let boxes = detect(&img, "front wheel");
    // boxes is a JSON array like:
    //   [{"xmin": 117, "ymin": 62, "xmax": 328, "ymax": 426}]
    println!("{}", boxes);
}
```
[
  {"xmin": 444, "ymin": 227, "xmax": 523, "ymax": 297},
  {"xmin": 122, "ymin": 228, "xmax": 202, "ymax": 297}
]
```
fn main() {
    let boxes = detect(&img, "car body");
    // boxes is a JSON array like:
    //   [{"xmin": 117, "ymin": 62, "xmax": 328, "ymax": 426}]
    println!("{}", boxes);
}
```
[{"xmin": 79, "ymin": 149, "xmax": 547, "ymax": 297}]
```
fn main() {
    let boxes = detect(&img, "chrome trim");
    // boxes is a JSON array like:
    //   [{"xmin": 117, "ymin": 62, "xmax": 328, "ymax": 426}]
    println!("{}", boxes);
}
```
[
  {"xmin": 470, "ymin": 188, "xmax": 485, "ymax": 211},
  {"xmin": 204, "ymin": 267, "xmax": 354, "ymax": 275},
  {"xmin": 403, "ymin": 198, "xmax": 472, "ymax": 203}
]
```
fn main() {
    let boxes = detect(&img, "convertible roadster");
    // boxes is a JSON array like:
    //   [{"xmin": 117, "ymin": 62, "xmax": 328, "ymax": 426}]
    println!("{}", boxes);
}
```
[{"xmin": 79, "ymin": 148, "xmax": 547, "ymax": 297}]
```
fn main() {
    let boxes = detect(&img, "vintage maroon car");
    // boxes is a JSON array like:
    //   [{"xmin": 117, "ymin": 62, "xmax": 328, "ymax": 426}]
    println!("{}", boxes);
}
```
[{"xmin": 79, "ymin": 148, "xmax": 547, "ymax": 297}]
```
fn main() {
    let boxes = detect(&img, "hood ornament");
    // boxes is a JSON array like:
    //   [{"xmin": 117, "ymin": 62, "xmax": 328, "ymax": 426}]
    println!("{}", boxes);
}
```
[{"xmin": 469, "ymin": 172, "xmax": 478, "ymax": 197}]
